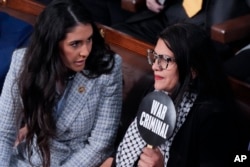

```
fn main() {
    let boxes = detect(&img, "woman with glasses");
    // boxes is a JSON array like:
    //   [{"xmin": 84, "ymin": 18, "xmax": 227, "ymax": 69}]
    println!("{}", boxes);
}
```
[
  {"xmin": 113, "ymin": 22, "xmax": 246, "ymax": 167},
  {"xmin": 0, "ymin": 0, "xmax": 122, "ymax": 166}
]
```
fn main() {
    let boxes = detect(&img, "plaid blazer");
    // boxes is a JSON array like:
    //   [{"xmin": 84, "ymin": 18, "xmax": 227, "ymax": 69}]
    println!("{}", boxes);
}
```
[{"xmin": 0, "ymin": 48, "xmax": 123, "ymax": 167}]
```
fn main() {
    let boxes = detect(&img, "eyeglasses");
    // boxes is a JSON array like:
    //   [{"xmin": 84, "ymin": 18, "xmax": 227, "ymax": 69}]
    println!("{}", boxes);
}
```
[{"xmin": 147, "ymin": 49, "xmax": 176, "ymax": 70}]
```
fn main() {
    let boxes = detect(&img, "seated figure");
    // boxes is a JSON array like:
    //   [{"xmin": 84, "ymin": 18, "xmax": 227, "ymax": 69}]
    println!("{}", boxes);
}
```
[
  {"xmin": 113, "ymin": 22, "xmax": 248, "ymax": 167},
  {"xmin": 112, "ymin": 0, "xmax": 250, "ymax": 44}
]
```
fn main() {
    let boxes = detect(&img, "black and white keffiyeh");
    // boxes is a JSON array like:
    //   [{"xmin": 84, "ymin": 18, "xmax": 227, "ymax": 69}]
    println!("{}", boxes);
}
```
[{"xmin": 116, "ymin": 92, "xmax": 197, "ymax": 167}]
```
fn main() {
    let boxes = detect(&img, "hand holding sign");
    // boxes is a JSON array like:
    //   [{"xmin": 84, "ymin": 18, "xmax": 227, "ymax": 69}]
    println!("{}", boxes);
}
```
[{"xmin": 137, "ymin": 91, "xmax": 176, "ymax": 147}]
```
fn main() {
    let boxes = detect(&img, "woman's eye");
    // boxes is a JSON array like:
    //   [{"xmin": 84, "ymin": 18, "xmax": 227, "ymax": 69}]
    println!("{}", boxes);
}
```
[
  {"xmin": 70, "ymin": 41, "xmax": 80, "ymax": 47},
  {"xmin": 70, "ymin": 42, "xmax": 77, "ymax": 47},
  {"xmin": 86, "ymin": 37, "xmax": 92, "ymax": 44}
]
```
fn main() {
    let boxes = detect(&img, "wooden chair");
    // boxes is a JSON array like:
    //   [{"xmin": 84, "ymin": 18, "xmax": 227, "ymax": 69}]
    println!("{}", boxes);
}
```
[{"xmin": 211, "ymin": 14, "xmax": 250, "ymax": 54}]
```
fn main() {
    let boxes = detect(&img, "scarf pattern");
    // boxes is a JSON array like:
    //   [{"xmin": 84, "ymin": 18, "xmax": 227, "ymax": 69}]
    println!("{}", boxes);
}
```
[{"xmin": 116, "ymin": 92, "xmax": 197, "ymax": 167}]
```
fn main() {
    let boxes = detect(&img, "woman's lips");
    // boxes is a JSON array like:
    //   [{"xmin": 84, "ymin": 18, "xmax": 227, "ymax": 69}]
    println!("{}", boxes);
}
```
[
  {"xmin": 154, "ymin": 75, "xmax": 164, "ymax": 80},
  {"xmin": 75, "ymin": 59, "xmax": 85, "ymax": 66}
]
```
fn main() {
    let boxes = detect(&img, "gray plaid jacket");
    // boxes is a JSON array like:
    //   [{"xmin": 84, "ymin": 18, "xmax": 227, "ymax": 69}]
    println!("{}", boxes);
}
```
[{"xmin": 0, "ymin": 48, "xmax": 123, "ymax": 167}]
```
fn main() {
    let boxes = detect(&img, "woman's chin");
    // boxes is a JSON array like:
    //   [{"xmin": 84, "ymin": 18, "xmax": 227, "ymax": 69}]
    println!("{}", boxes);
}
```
[{"xmin": 154, "ymin": 83, "xmax": 165, "ymax": 91}]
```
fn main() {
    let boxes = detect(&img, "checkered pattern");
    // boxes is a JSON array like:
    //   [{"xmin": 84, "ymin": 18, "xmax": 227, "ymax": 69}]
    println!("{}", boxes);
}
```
[
  {"xmin": 116, "ymin": 92, "xmax": 197, "ymax": 167},
  {"xmin": 116, "ymin": 120, "xmax": 146, "ymax": 167},
  {"xmin": 160, "ymin": 92, "xmax": 197, "ymax": 166}
]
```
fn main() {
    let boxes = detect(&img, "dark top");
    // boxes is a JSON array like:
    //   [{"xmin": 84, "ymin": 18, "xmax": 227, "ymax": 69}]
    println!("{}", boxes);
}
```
[{"xmin": 167, "ymin": 94, "xmax": 248, "ymax": 167}]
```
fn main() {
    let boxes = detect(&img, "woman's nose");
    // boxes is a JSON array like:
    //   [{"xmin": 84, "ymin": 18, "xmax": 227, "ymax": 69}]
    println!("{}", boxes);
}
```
[
  {"xmin": 79, "ymin": 45, "xmax": 90, "ymax": 57},
  {"xmin": 152, "ymin": 59, "xmax": 160, "ymax": 71}
]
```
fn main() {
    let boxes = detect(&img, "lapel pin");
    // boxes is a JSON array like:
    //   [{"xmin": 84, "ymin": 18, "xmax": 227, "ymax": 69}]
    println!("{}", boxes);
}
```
[{"xmin": 78, "ymin": 86, "xmax": 85, "ymax": 93}]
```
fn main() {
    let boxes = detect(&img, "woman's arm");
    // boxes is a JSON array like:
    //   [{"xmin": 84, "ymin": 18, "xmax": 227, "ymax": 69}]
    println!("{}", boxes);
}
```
[{"xmin": 0, "ymin": 49, "xmax": 24, "ymax": 166}]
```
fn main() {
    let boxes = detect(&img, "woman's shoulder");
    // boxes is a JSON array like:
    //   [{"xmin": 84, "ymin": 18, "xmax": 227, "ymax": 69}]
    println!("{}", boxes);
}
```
[
  {"xmin": 13, "ymin": 47, "xmax": 26, "ymax": 56},
  {"xmin": 95, "ymin": 54, "xmax": 122, "ymax": 83},
  {"xmin": 9, "ymin": 48, "xmax": 26, "ymax": 71},
  {"xmin": 189, "ymin": 94, "xmax": 239, "ymax": 126},
  {"xmin": 12, "ymin": 47, "xmax": 26, "ymax": 62},
  {"xmin": 192, "ymin": 94, "xmax": 235, "ymax": 114},
  {"xmin": 99, "ymin": 53, "xmax": 122, "ymax": 73},
  {"xmin": 106, "ymin": 53, "xmax": 122, "ymax": 75},
  {"xmin": 113, "ymin": 53, "xmax": 122, "ymax": 68}
]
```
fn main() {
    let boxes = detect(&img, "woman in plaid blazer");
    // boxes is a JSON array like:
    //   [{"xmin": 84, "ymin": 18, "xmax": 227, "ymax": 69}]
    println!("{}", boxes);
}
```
[{"xmin": 0, "ymin": 0, "xmax": 122, "ymax": 166}]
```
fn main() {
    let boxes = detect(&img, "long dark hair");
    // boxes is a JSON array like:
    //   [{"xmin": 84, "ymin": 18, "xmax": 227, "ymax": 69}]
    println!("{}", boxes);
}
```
[
  {"xmin": 158, "ymin": 22, "xmax": 232, "ymax": 106},
  {"xmin": 17, "ymin": 0, "xmax": 114, "ymax": 166}
]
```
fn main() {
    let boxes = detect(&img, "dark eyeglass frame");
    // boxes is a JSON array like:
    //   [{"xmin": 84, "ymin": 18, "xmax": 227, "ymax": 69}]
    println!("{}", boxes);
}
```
[{"xmin": 147, "ymin": 49, "xmax": 176, "ymax": 70}]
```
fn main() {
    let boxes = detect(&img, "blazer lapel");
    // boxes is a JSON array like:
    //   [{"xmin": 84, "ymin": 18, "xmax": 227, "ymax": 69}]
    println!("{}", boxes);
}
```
[{"xmin": 56, "ymin": 72, "xmax": 95, "ymax": 136}]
